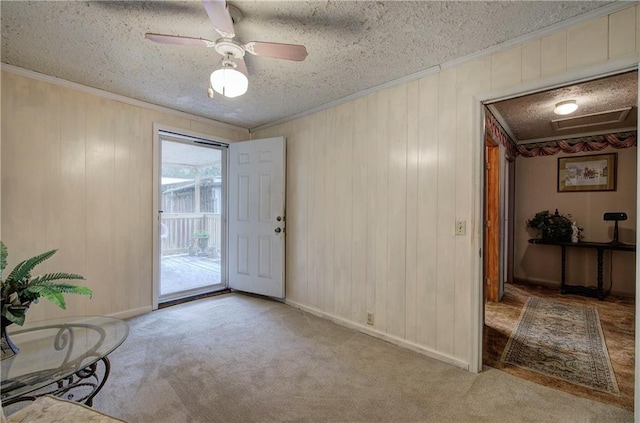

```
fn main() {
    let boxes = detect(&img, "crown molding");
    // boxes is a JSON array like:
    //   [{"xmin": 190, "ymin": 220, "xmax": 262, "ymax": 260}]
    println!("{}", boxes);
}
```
[
  {"xmin": 0, "ymin": 63, "xmax": 249, "ymax": 135},
  {"xmin": 251, "ymin": 1, "xmax": 637, "ymax": 133}
]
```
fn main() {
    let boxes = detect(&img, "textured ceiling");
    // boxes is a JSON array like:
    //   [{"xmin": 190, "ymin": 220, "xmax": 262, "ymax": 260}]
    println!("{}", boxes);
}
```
[
  {"xmin": 489, "ymin": 71, "xmax": 638, "ymax": 144},
  {"xmin": 1, "ymin": 1, "xmax": 614, "ymax": 130}
]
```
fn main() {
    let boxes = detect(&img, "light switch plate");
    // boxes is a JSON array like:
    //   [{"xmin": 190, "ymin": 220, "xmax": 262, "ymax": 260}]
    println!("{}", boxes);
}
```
[{"xmin": 455, "ymin": 220, "xmax": 466, "ymax": 236}]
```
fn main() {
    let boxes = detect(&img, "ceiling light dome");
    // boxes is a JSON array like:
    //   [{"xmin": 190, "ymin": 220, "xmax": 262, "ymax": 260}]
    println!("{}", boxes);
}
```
[
  {"xmin": 554, "ymin": 100, "xmax": 578, "ymax": 115},
  {"xmin": 210, "ymin": 60, "xmax": 248, "ymax": 98}
]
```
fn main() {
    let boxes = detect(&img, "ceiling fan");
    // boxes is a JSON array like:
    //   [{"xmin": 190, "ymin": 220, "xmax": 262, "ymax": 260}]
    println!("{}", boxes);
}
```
[{"xmin": 145, "ymin": 0, "xmax": 308, "ymax": 99}]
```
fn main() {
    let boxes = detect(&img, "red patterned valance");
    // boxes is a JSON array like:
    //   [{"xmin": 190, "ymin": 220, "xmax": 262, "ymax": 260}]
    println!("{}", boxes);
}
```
[
  {"xmin": 485, "ymin": 110, "xmax": 518, "ymax": 160},
  {"xmin": 515, "ymin": 132, "xmax": 636, "ymax": 158},
  {"xmin": 485, "ymin": 109, "xmax": 636, "ymax": 159}
]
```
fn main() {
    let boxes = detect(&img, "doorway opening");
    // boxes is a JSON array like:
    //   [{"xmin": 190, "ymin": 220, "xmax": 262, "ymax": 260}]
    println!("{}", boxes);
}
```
[
  {"xmin": 481, "ymin": 70, "xmax": 637, "ymax": 411},
  {"xmin": 158, "ymin": 131, "xmax": 228, "ymax": 304}
]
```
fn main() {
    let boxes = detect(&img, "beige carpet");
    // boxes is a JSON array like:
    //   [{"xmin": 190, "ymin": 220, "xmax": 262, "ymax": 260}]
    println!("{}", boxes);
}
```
[{"xmin": 93, "ymin": 293, "xmax": 632, "ymax": 422}]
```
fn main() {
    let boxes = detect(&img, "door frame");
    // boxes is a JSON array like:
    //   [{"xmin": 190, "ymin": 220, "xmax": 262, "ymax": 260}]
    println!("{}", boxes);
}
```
[
  {"xmin": 151, "ymin": 123, "xmax": 233, "ymax": 310},
  {"xmin": 484, "ymin": 136, "xmax": 500, "ymax": 302},
  {"xmin": 470, "ymin": 57, "xmax": 640, "ymax": 393}
]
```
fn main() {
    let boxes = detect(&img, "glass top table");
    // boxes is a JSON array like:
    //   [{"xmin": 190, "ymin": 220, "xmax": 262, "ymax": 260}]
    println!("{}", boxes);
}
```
[{"xmin": 1, "ymin": 316, "xmax": 128, "ymax": 408}]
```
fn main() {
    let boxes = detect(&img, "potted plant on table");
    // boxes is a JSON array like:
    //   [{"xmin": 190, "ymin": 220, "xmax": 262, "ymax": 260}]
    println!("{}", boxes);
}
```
[
  {"xmin": 0, "ymin": 241, "xmax": 93, "ymax": 359},
  {"xmin": 526, "ymin": 209, "xmax": 582, "ymax": 242}
]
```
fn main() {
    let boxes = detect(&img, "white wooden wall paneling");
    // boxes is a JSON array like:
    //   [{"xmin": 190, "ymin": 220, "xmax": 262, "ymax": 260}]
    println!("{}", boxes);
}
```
[
  {"xmin": 309, "ymin": 111, "xmax": 327, "ymax": 309},
  {"xmin": 59, "ymin": 87, "xmax": 88, "ymax": 316},
  {"xmin": 374, "ymin": 89, "xmax": 390, "ymax": 333},
  {"xmin": 609, "ymin": 7, "xmax": 636, "ymax": 59},
  {"xmin": 113, "ymin": 103, "xmax": 133, "ymax": 312},
  {"xmin": 2, "ymin": 73, "xmax": 247, "ymax": 321},
  {"xmin": 11, "ymin": 79, "xmax": 60, "ymax": 320},
  {"xmin": 43, "ymin": 84, "xmax": 62, "ymax": 265},
  {"xmin": 323, "ymin": 107, "xmax": 337, "ymax": 313},
  {"xmin": 85, "ymin": 95, "xmax": 116, "ymax": 316},
  {"xmin": 2, "ymin": 75, "xmax": 25, "ymax": 274},
  {"xmin": 387, "ymin": 84, "xmax": 408, "ymax": 338},
  {"xmin": 301, "ymin": 117, "xmax": 312, "ymax": 302},
  {"xmin": 365, "ymin": 93, "xmax": 378, "ymax": 319},
  {"xmin": 404, "ymin": 80, "xmax": 420, "ymax": 344},
  {"xmin": 351, "ymin": 96, "xmax": 368, "ymax": 324},
  {"xmin": 455, "ymin": 58, "xmax": 491, "ymax": 359},
  {"xmin": 415, "ymin": 73, "xmax": 439, "ymax": 349},
  {"xmin": 333, "ymin": 102, "xmax": 353, "ymax": 319},
  {"xmin": 286, "ymin": 119, "xmax": 306, "ymax": 303},
  {"xmin": 541, "ymin": 31, "xmax": 567, "ymax": 77},
  {"xmin": 521, "ymin": 39, "xmax": 542, "ymax": 82},
  {"xmin": 35, "ymin": 81, "xmax": 64, "ymax": 319},
  {"xmin": 491, "ymin": 46, "xmax": 522, "ymax": 90},
  {"xmin": 435, "ymin": 68, "xmax": 457, "ymax": 356},
  {"xmin": 132, "ymin": 109, "xmax": 149, "ymax": 311},
  {"xmin": 567, "ymin": 16, "xmax": 608, "ymax": 69}
]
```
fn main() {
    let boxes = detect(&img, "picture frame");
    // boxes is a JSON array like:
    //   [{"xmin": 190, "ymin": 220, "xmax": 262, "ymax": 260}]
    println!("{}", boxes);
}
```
[{"xmin": 557, "ymin": 153, "xmax": 617, "ymax": 192}]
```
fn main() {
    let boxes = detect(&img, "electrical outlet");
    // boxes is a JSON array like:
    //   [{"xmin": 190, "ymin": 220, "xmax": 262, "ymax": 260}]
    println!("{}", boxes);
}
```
[
  {"xmin": 455, "ymin": 220, "xmax": 466, "ymax": 236},
  {"xmin": 366, "ymin": 312, "xmax": 374, "ymax": 326}
]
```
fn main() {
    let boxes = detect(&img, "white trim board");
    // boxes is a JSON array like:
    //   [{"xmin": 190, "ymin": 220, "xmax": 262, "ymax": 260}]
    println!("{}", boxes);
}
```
[{"xmin": 0, "ymin": 63, "xmax": 249, "ymax": 136}]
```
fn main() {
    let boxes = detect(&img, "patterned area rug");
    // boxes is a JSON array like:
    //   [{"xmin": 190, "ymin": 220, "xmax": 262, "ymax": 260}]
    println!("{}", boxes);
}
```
[{"xmin": 501, "ymin": 297, "xmax": 619, "ymax": 394}]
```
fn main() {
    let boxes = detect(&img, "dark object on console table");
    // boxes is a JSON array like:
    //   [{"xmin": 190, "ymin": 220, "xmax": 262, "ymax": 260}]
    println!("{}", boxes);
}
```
[
  {"xmin": 603, "ymin": 212, "xmax": 627, "ymax": 245},
  {"xmin": 528, "ymin": 239, "xmax": 636, "ymax": 300}
]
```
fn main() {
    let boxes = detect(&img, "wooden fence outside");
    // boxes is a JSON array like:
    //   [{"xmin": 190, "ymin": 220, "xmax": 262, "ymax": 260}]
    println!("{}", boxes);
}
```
[{"xmin": 161, "ymin": 213, "xmax": 221, "ymax": 256}]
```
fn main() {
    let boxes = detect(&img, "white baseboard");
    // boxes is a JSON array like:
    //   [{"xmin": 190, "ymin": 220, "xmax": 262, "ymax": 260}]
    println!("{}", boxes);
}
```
[
  {"xmin": 284, "ymin": 299, "xmax": 469, "ymax": 370},
  {"xmin": 108, "ymin": 306, "xmax": 152, "ymax": 320}
]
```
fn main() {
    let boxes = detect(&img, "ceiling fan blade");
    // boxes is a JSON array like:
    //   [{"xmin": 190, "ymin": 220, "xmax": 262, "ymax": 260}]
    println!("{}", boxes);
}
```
[
  {"xmin": 145, "ymin": 33, "xmax": 214, "ymax": 47},
  {"xmin": 235, "ymin": 57, "xmax": 248, "ymax": 77},
  {"xmin": 202, "ymin": 0, "xmax": 235, "ymax": 39},
  {"xmin": 244, "ymin": 41, "xmax": 308, "ymax": 61}
]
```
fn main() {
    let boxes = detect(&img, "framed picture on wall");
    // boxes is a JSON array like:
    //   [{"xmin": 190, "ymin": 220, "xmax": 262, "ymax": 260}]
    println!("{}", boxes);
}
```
[{"xmin": 557, "ymin": 153, "xmax": 617, "ymax": 192}]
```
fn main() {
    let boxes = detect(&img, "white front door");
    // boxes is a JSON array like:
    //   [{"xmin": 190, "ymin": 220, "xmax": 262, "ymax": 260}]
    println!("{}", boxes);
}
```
[{"xmin": 228, "ymin": 137, "xmax": 285, "ymax": 298}]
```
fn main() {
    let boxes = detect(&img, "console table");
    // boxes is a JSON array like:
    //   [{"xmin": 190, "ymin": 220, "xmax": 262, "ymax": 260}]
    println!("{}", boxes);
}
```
[
  {"xmin": 528, "ymin": 239, "xmax": 636, "ymax": 300},
  {"xmin": 1, "ymin": 316, "xmax": 128, "ymax": 410}
]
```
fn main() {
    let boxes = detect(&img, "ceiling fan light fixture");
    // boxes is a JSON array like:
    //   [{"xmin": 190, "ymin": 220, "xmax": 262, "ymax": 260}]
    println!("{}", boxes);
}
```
[
  {"xmin": 554, "ymin": 100, "xmax": 578, "ymax": 115},
  {"xmin": 210, "ymin": 63, "xmax": 248, "ymax": 98}
]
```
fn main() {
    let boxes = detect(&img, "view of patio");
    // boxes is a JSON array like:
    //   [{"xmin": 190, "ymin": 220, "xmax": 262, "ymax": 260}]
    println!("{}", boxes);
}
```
[
  {"xmin": 161, "ymin": 254, "xmax": 221, "ymax": 295},
  {"xmin": 159, "ymin": 138, "xmax": 224, "ymax": 298},
  {"xmin": 160, "ymin": 213, "xmax": 223, "ymax": 297}
]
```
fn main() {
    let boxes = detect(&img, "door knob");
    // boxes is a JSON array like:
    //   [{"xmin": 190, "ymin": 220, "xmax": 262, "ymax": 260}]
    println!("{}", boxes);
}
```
[{"xmin": 274, "ymin": 227, "xmax": 282, "ymax": 234}]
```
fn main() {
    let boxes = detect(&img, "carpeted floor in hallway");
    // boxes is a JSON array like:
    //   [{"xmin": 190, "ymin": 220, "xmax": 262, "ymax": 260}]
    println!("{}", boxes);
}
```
[{"xmin": 484, "ymin": 282, "xmax": 634, "ymax": 411}]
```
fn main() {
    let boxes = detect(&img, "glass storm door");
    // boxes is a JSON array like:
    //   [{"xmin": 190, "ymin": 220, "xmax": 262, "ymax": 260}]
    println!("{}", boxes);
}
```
[{"xmin": 159, "ymin": 135, "xmax": 227, "ymax": 303}]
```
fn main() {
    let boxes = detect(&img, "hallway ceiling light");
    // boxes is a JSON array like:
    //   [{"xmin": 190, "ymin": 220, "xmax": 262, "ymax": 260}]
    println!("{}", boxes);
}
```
[{"xmin": 554, "ymin": 100, "xmax": 578, "ymax": 115}]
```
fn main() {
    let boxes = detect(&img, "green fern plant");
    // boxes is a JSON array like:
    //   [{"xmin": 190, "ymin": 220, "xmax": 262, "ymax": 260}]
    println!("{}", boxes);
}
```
[{"xmin": 0, "ymin": 241, "xmax": 92, "ymax": 326}]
